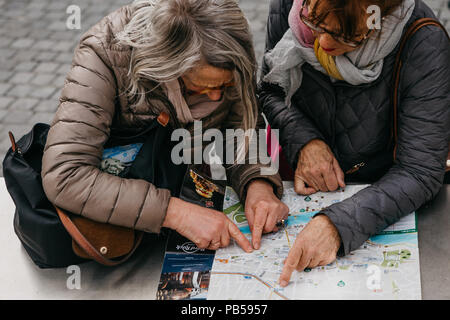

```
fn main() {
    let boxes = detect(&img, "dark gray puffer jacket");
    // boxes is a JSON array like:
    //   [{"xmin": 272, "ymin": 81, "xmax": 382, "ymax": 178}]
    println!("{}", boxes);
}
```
[{"xmin": 258, "ymin": 0, "xmax": 450, "ymax": 256}]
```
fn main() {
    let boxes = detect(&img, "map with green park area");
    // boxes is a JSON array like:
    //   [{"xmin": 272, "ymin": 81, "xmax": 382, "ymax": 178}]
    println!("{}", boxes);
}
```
[{"xmin": 207, "ymin": 183, "xmax": 421, "ymax": 300}]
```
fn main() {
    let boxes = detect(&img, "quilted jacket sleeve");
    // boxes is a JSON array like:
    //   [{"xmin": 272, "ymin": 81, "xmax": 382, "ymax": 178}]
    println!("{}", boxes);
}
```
[
  {"xmin": 320, "ymin": 25, "xmax": 450, "ymax": 255},
  {"xmin": 258, "ymin": 0, "xmax": 325, "ymax": 169},
  {"xmin": 41, "ymin": 33, "xmax": 171, "ymax": 234}
]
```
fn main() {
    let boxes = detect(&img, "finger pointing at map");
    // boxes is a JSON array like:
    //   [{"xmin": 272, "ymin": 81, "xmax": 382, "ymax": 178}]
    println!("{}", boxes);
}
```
[
  {"xmin": 209, "ymin": 184, "xmax": 421, "ymax": 299},
  {"xmin": 164, "ymin": 197, "xmax": 253, "ymax": 253},
  {"xmin": 244, "ymin": 179, "xmax": 289, "ymax": 249},
  {"xmin": 279, "ymin": 214, "xmax": 341, "ymax": 287}
]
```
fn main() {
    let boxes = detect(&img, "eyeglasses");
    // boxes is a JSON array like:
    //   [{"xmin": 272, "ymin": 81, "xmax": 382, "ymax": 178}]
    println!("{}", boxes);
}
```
[
  {"xmin": 190, "ymin": 81, "xmax": 235, "ymax": 95},
  {"xmin": 181, "ymin": 77, "xmax": 235, "ymax": 96},
  {"xmin": 299, "ymin": 0, "xmax": 374, "ymax": 48}
]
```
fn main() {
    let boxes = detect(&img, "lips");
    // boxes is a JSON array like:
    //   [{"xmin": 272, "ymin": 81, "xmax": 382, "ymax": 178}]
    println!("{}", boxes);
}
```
[{"xmin": 322, "ymin": 47, "xmax": 336, "ymax": 53}]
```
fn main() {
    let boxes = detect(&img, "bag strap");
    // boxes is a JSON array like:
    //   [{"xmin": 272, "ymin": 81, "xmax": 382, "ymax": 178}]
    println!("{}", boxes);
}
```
[
  {"xmin": 7, "ymin": 129, "xmax": 143, "ymax": 267},
  {"xmin": 392, "ymin": 18, "xmax": 450, "ymax": 161},
  {"xmin": 55, "ymin": 206, "xmax": 144, "ymax": 267}
]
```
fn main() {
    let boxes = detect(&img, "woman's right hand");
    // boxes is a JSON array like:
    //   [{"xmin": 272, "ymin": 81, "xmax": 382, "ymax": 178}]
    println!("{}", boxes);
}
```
[
  {"xmin": 163, "ymin": 197, "xmax": 253, "ymax": 253},
  {"xmin": 294, "ymin": 139, "xmax": 346, "ymax": 195}
]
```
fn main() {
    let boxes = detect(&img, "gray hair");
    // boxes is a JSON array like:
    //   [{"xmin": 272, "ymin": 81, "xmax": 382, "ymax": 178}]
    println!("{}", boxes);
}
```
[{"xmin": 116, "ymin": 0, "xmax": 259, "ymax": 134}]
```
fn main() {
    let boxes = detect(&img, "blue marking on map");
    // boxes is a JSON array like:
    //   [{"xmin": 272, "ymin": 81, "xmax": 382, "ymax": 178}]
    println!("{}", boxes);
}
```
[
  {"xmin": 239, "ymin": 225, "xmax": 251, "ymax": 234},
  {"xmin": 238, "ymin": 211, "xmax": 320, "ymax": 234},
  {"xmin": 288, "ymin": 211, "xmax": 318, "ymax": 224},
  {"xmin": 369, "ymin": 232, "xmax": 418, "ymax": 246},
  {"xmin": 236, "ymin": 210, "xmax": 417, "ymax": 247}
]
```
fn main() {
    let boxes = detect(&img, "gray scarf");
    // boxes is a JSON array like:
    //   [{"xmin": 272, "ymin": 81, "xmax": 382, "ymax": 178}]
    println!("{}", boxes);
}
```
[{"xmin": 263, "ymin": 0, "xmax": 416, "ymax": 107}]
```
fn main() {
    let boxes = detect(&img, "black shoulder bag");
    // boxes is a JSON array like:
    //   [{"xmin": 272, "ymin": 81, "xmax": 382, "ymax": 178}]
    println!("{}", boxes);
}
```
[{"xmin": 3, "ymin": 104, "xmax": 187, "ymax": 268}]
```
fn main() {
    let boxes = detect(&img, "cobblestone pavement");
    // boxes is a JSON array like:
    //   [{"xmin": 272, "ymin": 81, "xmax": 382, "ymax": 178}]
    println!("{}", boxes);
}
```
[{"xmin": 0, "ymin": 0, "xmax": 449, "ymax": 174}]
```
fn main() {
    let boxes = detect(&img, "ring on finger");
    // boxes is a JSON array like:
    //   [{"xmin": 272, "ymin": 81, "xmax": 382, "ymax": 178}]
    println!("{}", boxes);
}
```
[{"xmin": 276, "ymin": 219, "xmax": 287, "ymax": 229}]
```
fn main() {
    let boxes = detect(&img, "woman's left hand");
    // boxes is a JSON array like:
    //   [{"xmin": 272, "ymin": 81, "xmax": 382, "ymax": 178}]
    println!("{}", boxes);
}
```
[{"xmin": 244, "ymin": 179, "xmax": 289, "ymax": 250}]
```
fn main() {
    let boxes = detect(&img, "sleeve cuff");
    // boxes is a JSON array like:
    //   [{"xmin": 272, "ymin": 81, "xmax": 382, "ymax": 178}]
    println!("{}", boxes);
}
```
[
  {"xmin": 313, "ymin": 211, "xmax": 350, "ymax": 257},
  {"xmin": 231, "ymin": 166, "xmax": 284, "ymax": 202},
  {"xmin": 134, "ymin": 187, "xmax": 172, "ymax": 234}
]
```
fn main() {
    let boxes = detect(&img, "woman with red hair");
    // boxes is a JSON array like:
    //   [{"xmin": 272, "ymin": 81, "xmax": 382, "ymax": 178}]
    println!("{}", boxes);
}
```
[{"xmin": 259, "ymin": 0, "xmax": 449, "ymax": 286}]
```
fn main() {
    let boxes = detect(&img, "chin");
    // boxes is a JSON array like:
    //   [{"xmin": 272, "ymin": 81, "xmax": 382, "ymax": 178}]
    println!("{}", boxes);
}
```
[{"xmin": 328, "ymin": 50, "xmax": 346, "ymax": 57}]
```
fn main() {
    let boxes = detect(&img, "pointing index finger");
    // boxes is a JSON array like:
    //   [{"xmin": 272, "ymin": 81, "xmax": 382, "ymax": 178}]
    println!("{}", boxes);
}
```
[
  {"xmin": 279, "ymin": 243, "xmax": 303, "ymax": 287},
  {"xmin": 251, "ymin": 204, "xmax": 268, "ymax": 250},
  {"xmin": 228, "ymin": 221, "xmax": 253, "ymax": 253}
]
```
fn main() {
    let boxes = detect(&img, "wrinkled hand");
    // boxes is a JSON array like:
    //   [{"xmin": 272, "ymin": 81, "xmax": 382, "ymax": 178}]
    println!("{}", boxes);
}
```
[
  {"xmin": 279, "ymin": 214, "xmax": 341, "ymax": 287},
  {"xmin": 245, "ymin": 179, "xmax": 289, "ymax": 250},
  {"xmin": 163, "ymin": 197, "xmax": 253, "ymax": 252},
  {"xmin": 295, "ymin": 139, "xmax": 346, "ymax": 195}
]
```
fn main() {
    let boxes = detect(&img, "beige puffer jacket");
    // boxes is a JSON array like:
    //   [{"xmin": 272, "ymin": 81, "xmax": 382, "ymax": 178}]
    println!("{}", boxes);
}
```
[{"xmin": 41, "ymin": 5, "xmax": 283, "ymax": 234}]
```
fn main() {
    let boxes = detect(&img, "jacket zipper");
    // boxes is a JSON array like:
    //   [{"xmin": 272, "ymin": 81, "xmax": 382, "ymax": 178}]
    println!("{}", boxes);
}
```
[{"xmin": 345, "ymin": 162, "xmax": 365, "ymax": 175}]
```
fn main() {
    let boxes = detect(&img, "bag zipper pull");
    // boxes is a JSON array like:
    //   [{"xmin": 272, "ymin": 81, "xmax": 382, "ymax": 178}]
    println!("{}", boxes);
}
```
[
  {"xmin": 8, "ymin": 131, "xmax": 22, "ymax": 155},
  {"xmin": 346, "ymin": 162, "xmax": 365, "ymax": 175}
]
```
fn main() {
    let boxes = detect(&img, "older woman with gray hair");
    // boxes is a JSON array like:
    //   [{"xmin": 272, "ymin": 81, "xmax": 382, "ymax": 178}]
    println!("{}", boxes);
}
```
[{"xmin": 41, "ymin": 0, "xmax": 288, "ymax": 253}]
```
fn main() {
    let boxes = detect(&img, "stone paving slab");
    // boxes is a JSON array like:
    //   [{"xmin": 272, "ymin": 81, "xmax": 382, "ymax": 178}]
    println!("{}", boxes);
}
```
[{"xmin": 0, "ymin": 0, "xmax": 448, "ymax": 175}]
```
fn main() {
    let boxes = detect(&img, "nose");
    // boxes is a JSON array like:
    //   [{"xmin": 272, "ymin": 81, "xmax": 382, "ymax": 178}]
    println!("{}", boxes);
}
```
[
  {"xmin": 206, "ymin": 90, "xmax": 223, "ymax": 101},
  {"xmin": 318, "ymin": 33, "xmax": 340, "ymax": 49}
]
